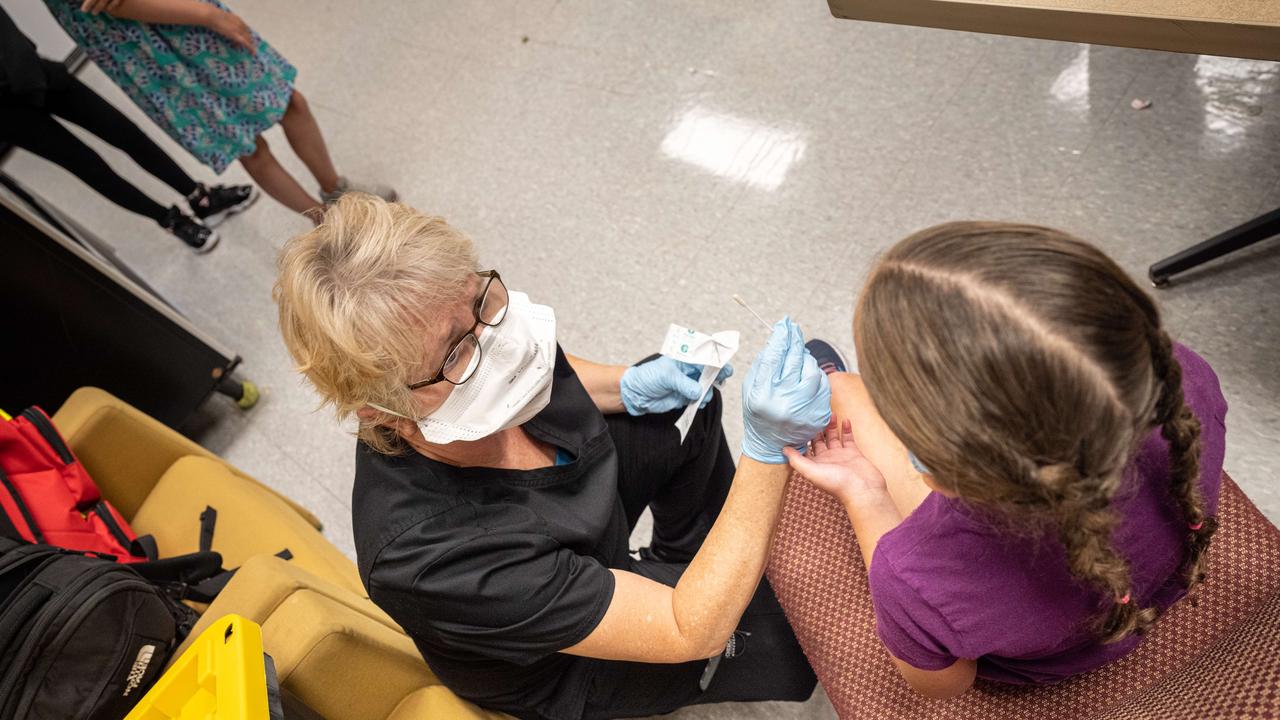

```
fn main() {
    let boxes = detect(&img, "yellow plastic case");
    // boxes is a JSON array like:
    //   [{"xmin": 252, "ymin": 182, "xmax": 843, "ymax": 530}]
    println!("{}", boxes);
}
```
[{"xmin": 125, "ymin": 614, "xmax": 273, "ymax": 719}]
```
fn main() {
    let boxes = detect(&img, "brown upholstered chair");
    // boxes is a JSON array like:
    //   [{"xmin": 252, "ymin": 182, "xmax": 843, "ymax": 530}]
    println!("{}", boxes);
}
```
[{"xmin": 767, "ymin": 474, "xmax": 1280, "ymax": 719}]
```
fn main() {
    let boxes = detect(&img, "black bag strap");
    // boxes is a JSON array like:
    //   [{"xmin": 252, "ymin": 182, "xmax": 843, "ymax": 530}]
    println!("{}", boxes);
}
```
[
  {"xmin": 182, "ymin": 505, "xmax": 292, "ymax": 603},
  {"xmin": 0, "ymin": 535, "xmax": 49, "ymax": 570},
  {"xmin": 153, "ymin": 582, "xmax": 200, "ymax": 641},
  {"xmin": 131, "ymin": 535, "xmax": 159, "ymax": 562},
  {"xmin": 19, "ymin": 407, "xmax": 73, "ymax": 465},
  {"xmin": 130, "ymin": 551, "xmax": 224, "ymax": 586},
  {"xmin": 186, "ymin": 548, "xmax": 292, "ymax": 604},
  {"xmin": 185, "ymin": 574, "xmax": 229, "ymax": 604},
  {"xmin": 131, "ymin": 550, "xmax": 224, "ymax": 606},
  {"xmin": 264, "ymin": 653, "xmax": 285, "ymax": 720},
  {"xmin": 0, "ymin": 503, "xmax": 23, "ymax": 542},
  {"xmin": 0, "ymin": 464, "xmax": 44, "ymax": 544},
  {"xmin": 91, "ymin": 500, "xmax": 153, "ymax": 559},
  {"xmin": 198, "ymin": 505, "xmax": 216, "ymax": 553},
  {"xmin": 280, "ymin": 684, "xmax": 326, "ymax": 720}
]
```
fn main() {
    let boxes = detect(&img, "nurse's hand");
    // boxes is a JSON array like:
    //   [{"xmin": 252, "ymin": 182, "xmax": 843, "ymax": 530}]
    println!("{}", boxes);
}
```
[
  {"xmin": 620, "ymin": 357, "xmax": 733, "ymax": 416},
  {"xmin": 740, "ymin": 317, "xmax": 831, "ymax": 464}
]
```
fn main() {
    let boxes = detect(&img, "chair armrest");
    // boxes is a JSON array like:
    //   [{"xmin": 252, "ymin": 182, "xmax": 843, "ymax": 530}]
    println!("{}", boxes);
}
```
[
  {"xmin": 177, "ymin": 554, "xmax": 402, "ymax": 658},
  {"xmin": 264, "ymin": 589, "xmax": 438, "ymax": 720},
  {"xmin": 187, "ymin": 555, "xmax": 505, "ymax": 720},
  {"xmin": 53, "ymin": 386, "xmax": 323, "ymax": 529},
  {"xmin": 179, "ymin": 555, "xmax": 432, "ymax": 720}
]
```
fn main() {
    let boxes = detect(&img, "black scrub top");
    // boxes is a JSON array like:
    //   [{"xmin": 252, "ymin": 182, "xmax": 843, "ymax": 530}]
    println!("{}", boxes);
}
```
[{"xmin": 352, "ymin": 346, "xmax": 631, "ymax": 720}]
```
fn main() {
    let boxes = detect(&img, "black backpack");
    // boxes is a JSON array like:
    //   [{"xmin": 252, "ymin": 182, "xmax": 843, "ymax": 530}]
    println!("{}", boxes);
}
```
[{"xmin": 0, "ymin": 537, "xmax": 206, "ymax": 719}]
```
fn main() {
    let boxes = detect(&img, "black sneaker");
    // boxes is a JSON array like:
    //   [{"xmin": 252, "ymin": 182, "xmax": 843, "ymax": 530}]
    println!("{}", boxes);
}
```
[
  {"xmin": 188, "ymin": 183, "xmax": 258, "ymax": 227},
  {"xmin": 161, "ymin": 206, "xmax": 219, "ymax": 253},
  {"xmin": 805, "ymin": 338, "xmax": 849, "ymax": 375}
]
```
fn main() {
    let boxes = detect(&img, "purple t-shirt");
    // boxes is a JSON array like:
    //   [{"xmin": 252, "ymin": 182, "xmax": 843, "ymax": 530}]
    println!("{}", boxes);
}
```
[{"xmin": 869, "ymin": 344, "xmax": 1228, "ymax": 684}]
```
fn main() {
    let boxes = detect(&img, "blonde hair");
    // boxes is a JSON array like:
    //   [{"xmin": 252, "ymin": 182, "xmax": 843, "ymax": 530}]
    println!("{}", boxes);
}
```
[
  {"xmin": 274, "ymin": 193, "xmax": 478, "ymax": 454},
  {"xmin": 857, "ymin": 222, "xmax": 1213, "ymax": 644}
]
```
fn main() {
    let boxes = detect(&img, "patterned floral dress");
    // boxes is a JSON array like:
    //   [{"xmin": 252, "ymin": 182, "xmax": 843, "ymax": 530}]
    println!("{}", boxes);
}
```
[{"xmin": 44, "ymin": 0, "xmax": 297, "ymax": 174}]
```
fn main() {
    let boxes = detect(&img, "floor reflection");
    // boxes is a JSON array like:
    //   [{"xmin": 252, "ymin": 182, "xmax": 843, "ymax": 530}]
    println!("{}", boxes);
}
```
[
  {"xmin": 661, "ymin": 105, "xmax": 806, "ymax": 191},
  {"xmin": 1194, "ymin": 56, "xmax": 1279, "ymax": 153}
]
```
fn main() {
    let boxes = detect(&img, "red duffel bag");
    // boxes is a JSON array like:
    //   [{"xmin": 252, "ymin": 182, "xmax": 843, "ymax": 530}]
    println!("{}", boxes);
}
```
[{"xmin": 0, "ymin": 406, "xmax": 156, "ymax": 563}]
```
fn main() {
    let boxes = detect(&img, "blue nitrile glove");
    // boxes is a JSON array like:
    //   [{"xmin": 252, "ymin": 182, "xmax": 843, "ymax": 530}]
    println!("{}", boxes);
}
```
[
  {"xmin": 620, "ymin": 357, "xmax": 735, "ymax": 416},
  {"xmin": 741, "ymin": 316, "xmax": 832, "ymax": 464}
]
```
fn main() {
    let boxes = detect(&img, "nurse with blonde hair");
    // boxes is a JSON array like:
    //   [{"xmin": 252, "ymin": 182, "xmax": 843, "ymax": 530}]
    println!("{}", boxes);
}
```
[{"xmin": 274, "ymin": 193, "xmax": 835, "ymax": 719}]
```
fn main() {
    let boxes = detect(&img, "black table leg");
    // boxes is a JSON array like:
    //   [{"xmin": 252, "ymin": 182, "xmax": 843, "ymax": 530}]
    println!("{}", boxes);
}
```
[{"xmin": 1149, "ymin": 206, "xmax": 1280, "ymax": 287}]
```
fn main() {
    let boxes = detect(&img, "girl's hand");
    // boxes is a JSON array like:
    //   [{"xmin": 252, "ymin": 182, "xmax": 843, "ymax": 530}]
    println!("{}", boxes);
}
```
[
  {"xmin": 209, "ymin": 9, "xmax": 256, "ymax": 54},
  {"xmin": 783, "ymin": 418, "xmax": 889, "ymax": 505}
]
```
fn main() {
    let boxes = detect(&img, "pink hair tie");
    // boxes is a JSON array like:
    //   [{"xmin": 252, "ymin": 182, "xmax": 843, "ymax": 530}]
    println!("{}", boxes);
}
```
[
  {"xmin": 1118, "ymin": 593, "xmax": 1131, "ymax": 605},
  {"xmin": 1188, "ymin": 521, "xmax": 1204, "ymax": 531}
]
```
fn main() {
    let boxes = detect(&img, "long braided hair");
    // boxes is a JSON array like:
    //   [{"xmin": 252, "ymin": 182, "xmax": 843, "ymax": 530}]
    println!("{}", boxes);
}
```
[{"xmin": 856, "ymin": 222, "xmax": 1214, "ymax": 642}]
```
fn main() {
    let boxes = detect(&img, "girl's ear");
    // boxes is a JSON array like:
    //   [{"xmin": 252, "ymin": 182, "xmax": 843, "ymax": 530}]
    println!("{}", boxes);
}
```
[{"xmin": 356, "ymin": 405, "xmax": 380, "ymax": 422}]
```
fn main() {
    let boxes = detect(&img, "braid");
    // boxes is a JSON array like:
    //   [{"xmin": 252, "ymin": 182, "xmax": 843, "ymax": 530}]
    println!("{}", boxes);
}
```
[
  {"xmin": 1149, "ymin": 329, "xmax": 1215, "ymax": 592},
  {"xmin": 1038, "ymin": 463, "xmax": 1159, "ymax": 643}
]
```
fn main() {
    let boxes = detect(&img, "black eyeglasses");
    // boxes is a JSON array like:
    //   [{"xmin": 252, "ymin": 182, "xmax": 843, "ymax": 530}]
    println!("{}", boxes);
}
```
[{"xmin": 408, "ymin": 270, "xmax": 508, "ymax": 389}]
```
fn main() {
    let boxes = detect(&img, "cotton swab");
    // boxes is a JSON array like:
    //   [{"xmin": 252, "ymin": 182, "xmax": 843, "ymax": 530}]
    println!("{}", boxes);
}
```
[{"xmin": 732, "ymin": 294, "xmax": 774, "ymax": 332}]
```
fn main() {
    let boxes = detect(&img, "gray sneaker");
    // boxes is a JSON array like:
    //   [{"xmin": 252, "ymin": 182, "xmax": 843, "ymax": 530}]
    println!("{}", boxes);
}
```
[
  {"xmin": 320, "ymin": 176, "xmax": 398, "ymax": 204},
  {"xmin": 805, "ymin": 338, "xmax": 849, "ymax": 375}
]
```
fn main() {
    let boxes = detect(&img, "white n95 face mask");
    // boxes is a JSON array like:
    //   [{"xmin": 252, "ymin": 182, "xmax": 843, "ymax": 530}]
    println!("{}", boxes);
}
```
[{"xmin": 373, "ymin": 291, "xmax": 557, "ymax": 445}]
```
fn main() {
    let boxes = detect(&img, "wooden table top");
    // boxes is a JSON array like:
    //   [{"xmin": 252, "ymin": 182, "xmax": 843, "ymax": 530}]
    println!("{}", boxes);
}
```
[{"xmin": 828, "ymin": 0, "xmax": 1280, "ymax": 61}]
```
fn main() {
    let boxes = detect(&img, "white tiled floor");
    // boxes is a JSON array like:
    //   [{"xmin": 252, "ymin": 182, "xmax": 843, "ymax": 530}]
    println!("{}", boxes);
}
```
[{"xmin": 5, "ymin": 2, "xmax": 1279, "ymax": 718}]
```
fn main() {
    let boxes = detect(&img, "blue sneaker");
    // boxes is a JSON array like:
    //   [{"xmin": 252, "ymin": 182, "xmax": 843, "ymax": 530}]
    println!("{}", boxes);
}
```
[{"xmin": 805, "ymin": 338, "xmax": 848, "ymax": 375}]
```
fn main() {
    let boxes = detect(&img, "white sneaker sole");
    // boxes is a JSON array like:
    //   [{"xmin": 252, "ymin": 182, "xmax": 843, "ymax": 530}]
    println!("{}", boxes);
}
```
[
  {"xmin": 199, "ymin": 187, "xmax": 261, "ymax": 228},
  {"xmin": 831, "ymin": 345, "xmax": 850, "ymax": 372},
  {"xmin": 193, "ymin": 230, "xmax": 221, "ymax": 254}
]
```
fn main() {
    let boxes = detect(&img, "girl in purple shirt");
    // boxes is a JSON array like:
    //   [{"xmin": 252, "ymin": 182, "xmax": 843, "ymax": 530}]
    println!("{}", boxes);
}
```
[{"xmin": 786, "ymin": 222, "xmax": 1226, "ymax": 698}]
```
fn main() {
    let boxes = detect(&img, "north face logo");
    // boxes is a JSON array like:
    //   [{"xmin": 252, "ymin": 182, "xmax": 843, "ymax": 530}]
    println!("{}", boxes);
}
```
[{"xmin": 121, "ymin": 644, "xmax": 156, "ymax": 697}]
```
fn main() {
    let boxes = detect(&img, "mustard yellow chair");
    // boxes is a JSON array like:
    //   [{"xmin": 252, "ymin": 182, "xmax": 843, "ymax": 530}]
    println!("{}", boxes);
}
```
[
  {"xmin": 53, "ymin": 387, "xmax": 507, "ymax": 719},
  {"xmin": 186, "ymin": 555, "xmax": 509, "ymax": 720},
  {"xmin": 52, "ymin": 387, "xmax": 363, "ymax": 595}
]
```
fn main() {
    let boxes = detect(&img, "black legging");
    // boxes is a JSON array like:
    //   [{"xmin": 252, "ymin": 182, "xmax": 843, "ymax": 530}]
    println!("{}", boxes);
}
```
[
  {"xmin": 0, "ymin": 75, "xmax": 198, "ymax": 224},
  {"xmin": 574, "ymin": 387, "xmax": 817, "ymax": 719}
]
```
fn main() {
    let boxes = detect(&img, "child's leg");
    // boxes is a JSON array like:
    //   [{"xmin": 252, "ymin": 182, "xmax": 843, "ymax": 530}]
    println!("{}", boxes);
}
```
[
  {"xmin": 1, "ymin": 104, "xmax": 169, "ymax": 224},
  {"xmin": 238, "ymin": 135, "xmax": 323, "ymax": 220},
  {"xmin": 46, "ymin": 76, "xmax": 200, "ymax": 198},
  {"xmin": 278, "ymin": 91, "xmax": 340, "ymax": 195},
  {"xmin": 828, "ymin": 372, "xmax": 933, "ymax": 518}
]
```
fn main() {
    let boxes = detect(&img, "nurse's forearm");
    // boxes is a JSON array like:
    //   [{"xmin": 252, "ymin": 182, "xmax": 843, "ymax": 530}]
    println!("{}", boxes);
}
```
[
  {"xmin": 671, "ymin": 457, "xmax": 790, "ymax": 657},
  {"xmin": 564, "ymin": 354, "xmax": 626, "ymax": 414},
  {"xmin": 91, "ymin": 0, "xmax": 216, "ymax": 26}
]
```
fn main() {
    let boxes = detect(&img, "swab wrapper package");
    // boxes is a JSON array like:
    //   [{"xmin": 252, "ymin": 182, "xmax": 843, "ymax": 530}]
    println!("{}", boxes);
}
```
[{"xmin": 659, "ymin": 324, "xmax": 740, "ymax": 442}]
